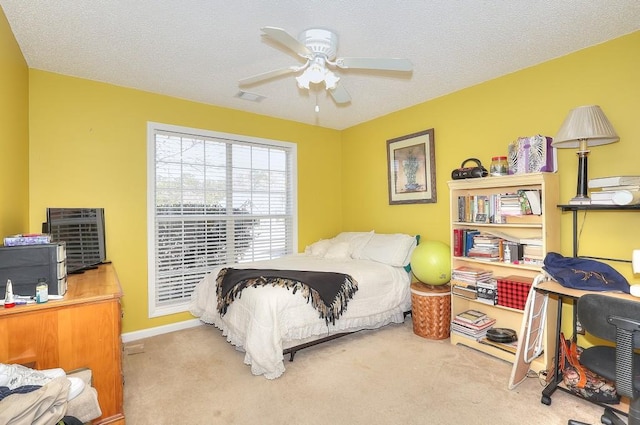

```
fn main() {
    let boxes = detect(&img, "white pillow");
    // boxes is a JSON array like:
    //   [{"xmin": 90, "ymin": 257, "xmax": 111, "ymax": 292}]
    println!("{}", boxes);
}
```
[
  {"xmin": 359, "ymin": 233, "xmax": 417, "ymax": 267},
  {"xmin": 333, "ymin": 231, "xmax": 374, "ymax": 258},
  {"xmin": 304, "ymin": 239, "xmax": 333, "ymax": 256},
  {"xmin": 323, "ymin": 241, "xmax": 352, "ymax": 259}
]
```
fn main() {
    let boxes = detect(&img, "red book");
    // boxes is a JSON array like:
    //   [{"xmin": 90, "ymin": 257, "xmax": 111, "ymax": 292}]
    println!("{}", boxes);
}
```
[{"xmin": 453, "ymin": 228, "xmax": 462, "ymax": 257}]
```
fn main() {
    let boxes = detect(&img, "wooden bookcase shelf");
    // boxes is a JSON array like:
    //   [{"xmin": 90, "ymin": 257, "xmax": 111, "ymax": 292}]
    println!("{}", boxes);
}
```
[{"xmin": 448, "ymin": 173, "xmax": 561, "ymax": 373}]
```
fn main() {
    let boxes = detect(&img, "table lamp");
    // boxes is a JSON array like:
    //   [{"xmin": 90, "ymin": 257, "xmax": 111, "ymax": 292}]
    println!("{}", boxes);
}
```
[{"xmin": 552, "ymin": 105, "xmax": 619, "ymax": 205}]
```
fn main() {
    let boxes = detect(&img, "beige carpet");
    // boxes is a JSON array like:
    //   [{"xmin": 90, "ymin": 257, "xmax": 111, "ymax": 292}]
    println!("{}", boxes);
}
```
[{"xmin": 123, "ymin": 320, "xmax": 606, "ymax": 424}]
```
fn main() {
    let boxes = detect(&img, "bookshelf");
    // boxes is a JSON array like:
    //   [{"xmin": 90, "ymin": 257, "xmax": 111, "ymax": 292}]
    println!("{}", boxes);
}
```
[{"xmin": 447, "ymin": 173, "xmax": 560, "ymax": 373}]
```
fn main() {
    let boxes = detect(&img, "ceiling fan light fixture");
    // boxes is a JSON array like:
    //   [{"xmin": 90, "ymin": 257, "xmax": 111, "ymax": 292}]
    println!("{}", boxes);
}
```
[
  {"xmin": 324, "ymin": 71, "xmax": 340, "ymax": 90},
  {"xmin": 241, "ymin": 26, "xmax": 412, "ymax": 107},
  {"xmin": 295, "ymin": 61, "xmax": 339, "ymax": 90}
]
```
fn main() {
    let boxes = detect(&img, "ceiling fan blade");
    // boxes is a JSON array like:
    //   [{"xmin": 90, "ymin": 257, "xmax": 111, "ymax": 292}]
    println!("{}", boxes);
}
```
[
  {"xmin": 335, "ymin": 57, "xmax": 412, "ymax": 72},
  {"xmin": 329, "ymin": 82, "xmax": 351, "ymax": 104},
  {"xmin": 239, "ymin": 67, "xmax": 299, "ymax": 86},
  {"xmin": 261, "ymin": 26, "xmax": 311, "ymax": 57}
]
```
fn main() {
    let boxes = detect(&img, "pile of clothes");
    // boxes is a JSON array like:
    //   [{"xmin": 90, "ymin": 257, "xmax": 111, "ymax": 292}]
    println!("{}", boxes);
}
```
[{"xmin": 0, "ymin": 363, "xmax": 101, "ymax": 425}]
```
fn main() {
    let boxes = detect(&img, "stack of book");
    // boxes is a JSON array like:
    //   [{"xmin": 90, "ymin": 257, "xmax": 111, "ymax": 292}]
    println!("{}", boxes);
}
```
[
  {"xmin": 452, "ymin": 228, "xmax": 481, "ymax": 257},
  {"xmin": 498, "ymin": 193, "xmax": 523, "ymax": 216},
  {"xmin": 451, "ymin": 309, "xmax": 496, "ymax": 341},
  {"xmin": 522, "ymin": 244, "xmax": 544, "ymax": 265},
  {"xmin": 588, "ymin": 176, "xmax": 640, "ymax": 206},
  {"xmin": 451, "ymin": 266, "xmax": 493, "ymax": 284},
  {"xmin": 467, "ymin": 233, "xmax": 501, "ymax": 261},
  {"xmin": 451, "ymin": 266, "xmax": 493, "ymax": 300}
]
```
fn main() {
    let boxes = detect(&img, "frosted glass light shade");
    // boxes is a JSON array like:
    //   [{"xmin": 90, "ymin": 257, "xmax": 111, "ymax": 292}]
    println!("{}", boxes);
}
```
[{"xmin": 552, "ymin": 105, "xmax": 619, "ymax": 148}]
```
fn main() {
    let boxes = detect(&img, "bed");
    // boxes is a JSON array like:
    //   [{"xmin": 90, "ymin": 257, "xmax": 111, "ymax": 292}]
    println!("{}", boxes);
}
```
[{"xmin": 189, "ymin": 231, "xmax": 417, "ymax": 379}]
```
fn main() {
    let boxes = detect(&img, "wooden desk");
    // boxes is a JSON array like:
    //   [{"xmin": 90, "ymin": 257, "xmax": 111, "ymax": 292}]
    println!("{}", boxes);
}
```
[
  {"xmin": 0, "ymin": 263, "xmax": 124, "ymax": 425},
  {"xmin": 535, "ymin": 280, "xmax": 636, "ymax": 414}
]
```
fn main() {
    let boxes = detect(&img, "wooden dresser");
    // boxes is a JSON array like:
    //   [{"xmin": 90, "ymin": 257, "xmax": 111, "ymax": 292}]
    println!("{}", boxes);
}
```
[{"xmin": 0, "ymin": 263, "xmax": 124, "ymax": 425}]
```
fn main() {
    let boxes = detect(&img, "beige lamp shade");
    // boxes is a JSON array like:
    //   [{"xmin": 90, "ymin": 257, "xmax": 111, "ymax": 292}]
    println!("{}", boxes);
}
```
[{"xmin": 552, "ymin": 105, "xmax": 619, "ymax": 148}]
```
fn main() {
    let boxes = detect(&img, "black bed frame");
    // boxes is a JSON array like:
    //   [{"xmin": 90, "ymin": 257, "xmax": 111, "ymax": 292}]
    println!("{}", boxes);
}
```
[{"xmin": 283, "ymin": 310, "xmax": 412, "ymax": 361}]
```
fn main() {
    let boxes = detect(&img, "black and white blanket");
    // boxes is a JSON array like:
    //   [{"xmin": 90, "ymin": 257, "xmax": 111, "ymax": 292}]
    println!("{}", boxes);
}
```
[{"xmin": 216, "ymin": 268, "xmax": 358, "ymax": 325}]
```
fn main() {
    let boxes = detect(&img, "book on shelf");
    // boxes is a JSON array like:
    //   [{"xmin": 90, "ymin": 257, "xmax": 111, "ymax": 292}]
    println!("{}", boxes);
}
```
[
  {"xmin": 522, "ymin": 244, "xmax": 544, "ymax": 265},
  {"xmin": 450, "ymin": 324, "xmax": 492, "ymax": 338},
  {"xmin": 454, "ymin": 309, "xmax": 487, "ymax": 324},
  {"xmin": 522, "ymin": 189, "xmax": 542, "ymax": 215},
  {"xmin": 589, "ymin": 198, "xmax": 616, "ymax": 205},
  {"xmin": 464, "ymin": 230, "xmax": 480, "ymax": 256},
  {"xmin": 451, "ymin": 328, "xmax": 488, "ymax": 341},
  {"xmin": 523, "ymin": 244, "xmax": 543, "ymax": 256},
  {"xmin": 453, "ymin": 228, "xmax": 463, "ymax": 257},
  {"xmin": 451, "ymin": 266, "xmax": 493, "ymax": 283},
  {"xmin": 522, "ymin": 256, "xmax": 544, "ymax": 266},
  {"xmin": 591, "ymin": 184, "xmax": 640, "ymax": 192},
  {"xmin": 590, "ymin": 189, "xmax": 640, "ymax": 206},
  {"xmin": 498, "ymin": 193, "xmax": 524, "ymax": 216},
  {"xmin": 588, "ymin": 175, "xmax": 640, "ymax": 189},
  {"xmin": 451, "ymin": 316, "xmax": 496, "ymax": 340},
  {"xmin": 452, "ymin": 316, "xmax": 496, "ymax": 331},
  {"xmin": 452, "ymin": 284, "xmax": 477, "ymax": 299},
  {"xmin": 516, "ymin": 190, "xmax": 533, "ymax": 215},
  {"xmin": 519, "ymin": 238, "xmax": 543, "ymax": 246},
  {"xmin": 591, "ymin": 191, "xmax": 616, "ymax": 201},
  {"xmin": 467, "ymin": 249, "xmax": 500, "ymax": 261}
]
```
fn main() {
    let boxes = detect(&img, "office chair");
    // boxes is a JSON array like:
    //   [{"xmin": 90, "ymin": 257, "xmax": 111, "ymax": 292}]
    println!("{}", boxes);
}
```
[{"xmin": 568, "ymin": 294, "xmax": 640, "ymax": 425}]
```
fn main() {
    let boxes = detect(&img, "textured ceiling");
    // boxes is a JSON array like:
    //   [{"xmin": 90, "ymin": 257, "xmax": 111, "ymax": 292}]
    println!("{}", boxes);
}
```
[{"xmin": 1, "ymin": 1, "xmax": 639, "ymax": 130}]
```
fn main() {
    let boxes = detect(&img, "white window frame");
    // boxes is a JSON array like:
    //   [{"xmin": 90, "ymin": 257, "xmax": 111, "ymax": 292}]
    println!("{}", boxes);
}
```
[{"xmin": 146, "ymin": 122, "xmax": 298, "ymax": 318}]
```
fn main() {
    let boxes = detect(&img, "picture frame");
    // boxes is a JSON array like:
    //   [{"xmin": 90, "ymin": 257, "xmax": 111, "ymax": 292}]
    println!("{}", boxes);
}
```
[{"xmin": 387, "ymin": 128, "xmax": 436, "ymax": 205}]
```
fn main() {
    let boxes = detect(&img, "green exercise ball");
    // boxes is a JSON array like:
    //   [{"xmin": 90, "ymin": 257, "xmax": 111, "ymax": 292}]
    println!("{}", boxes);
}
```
[{"xmin": 410, "ymin": 240, "xmax": 451, "ymax": 285}]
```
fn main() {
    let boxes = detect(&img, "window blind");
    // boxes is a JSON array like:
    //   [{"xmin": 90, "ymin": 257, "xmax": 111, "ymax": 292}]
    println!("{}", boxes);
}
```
[{"xmin": 147, "ymin": 123, "xmax": 297, "ymax": 317}]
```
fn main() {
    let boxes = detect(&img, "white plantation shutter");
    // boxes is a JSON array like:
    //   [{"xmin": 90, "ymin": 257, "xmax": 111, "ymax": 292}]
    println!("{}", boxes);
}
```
[{"xmin": 147, "ymin": 122, "xmax": 297, "ymax": 317}]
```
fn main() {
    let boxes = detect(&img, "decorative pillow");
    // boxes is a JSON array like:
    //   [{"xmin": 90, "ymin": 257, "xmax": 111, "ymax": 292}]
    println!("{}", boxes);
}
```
[
  {"xmin": 333, "ymin": 231, "xmax": 374, "ymax": 258},
  {"xmin": 304, "ymin": 239, "xmax": 333, "ymax": 257},
  {"xmin": 359, "ymin": 233, "xmax": 417, "ymax": 267},
  {"xmin": 323, "ymin": 241, "xmax": 352, "ymax": 259}
]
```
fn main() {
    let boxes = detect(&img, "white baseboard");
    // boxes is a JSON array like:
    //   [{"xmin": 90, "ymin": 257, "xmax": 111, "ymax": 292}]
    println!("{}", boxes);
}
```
[{"xmin": 122, "ymin": 318, "xmax": 202, "ymax": 343}]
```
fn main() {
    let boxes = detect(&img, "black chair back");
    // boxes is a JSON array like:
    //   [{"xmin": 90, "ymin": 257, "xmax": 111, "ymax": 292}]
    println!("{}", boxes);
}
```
[{"xmin": 577, "ymin": 294, "xmax": 640, "ymax": 400}]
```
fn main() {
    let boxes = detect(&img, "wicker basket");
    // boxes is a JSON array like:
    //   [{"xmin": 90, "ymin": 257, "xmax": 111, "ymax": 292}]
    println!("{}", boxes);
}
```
[{"xmin": 410, "ymin": 282, "xmax": 451, "ymax": 339}]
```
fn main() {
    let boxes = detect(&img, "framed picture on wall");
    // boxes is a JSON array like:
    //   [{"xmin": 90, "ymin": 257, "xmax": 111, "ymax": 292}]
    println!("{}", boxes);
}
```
[{"xmin": 387, "ymin": 128, "xmax": 436, "ymax": 205}]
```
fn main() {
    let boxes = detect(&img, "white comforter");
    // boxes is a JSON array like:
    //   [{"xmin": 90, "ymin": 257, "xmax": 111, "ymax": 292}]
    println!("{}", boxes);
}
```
[{"xmin": 189, "ymin": 254, "xmax": 412, "ymax": 379}]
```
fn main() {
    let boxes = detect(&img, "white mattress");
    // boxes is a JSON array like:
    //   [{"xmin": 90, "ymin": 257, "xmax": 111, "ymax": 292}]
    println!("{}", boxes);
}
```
[{"xmin": 189, "ymin": 254, "xmax": 412, "ymax": 379}]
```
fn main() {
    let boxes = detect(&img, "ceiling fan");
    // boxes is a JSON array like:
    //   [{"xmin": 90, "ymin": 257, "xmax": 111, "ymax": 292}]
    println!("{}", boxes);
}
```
[{"xmin": 239, "ymin": 27, "xmax": 413, "ymax": 105}]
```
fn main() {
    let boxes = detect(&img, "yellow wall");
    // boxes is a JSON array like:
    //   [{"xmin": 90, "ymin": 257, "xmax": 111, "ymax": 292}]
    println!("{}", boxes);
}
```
[
  {"xmin": 0, "ymin": 7, "xmax": 29, "ymax": 237},
  {"xmin": 2, "ymin": 10, "xmax": 638, "ymax": 336},
  {"xmin": 342, "ymin": 31, "xmax": 640, "ymax": 280},
  {"xmin": 27, "ymin": 72, "xmax": 343, "ymax": 333}
]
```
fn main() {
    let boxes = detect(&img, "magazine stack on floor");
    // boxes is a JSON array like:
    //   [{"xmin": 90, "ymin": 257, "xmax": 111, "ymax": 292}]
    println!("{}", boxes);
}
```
[{"xmin": 450, "ymin": 309, "xmax": 496, "ymax": 341}]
